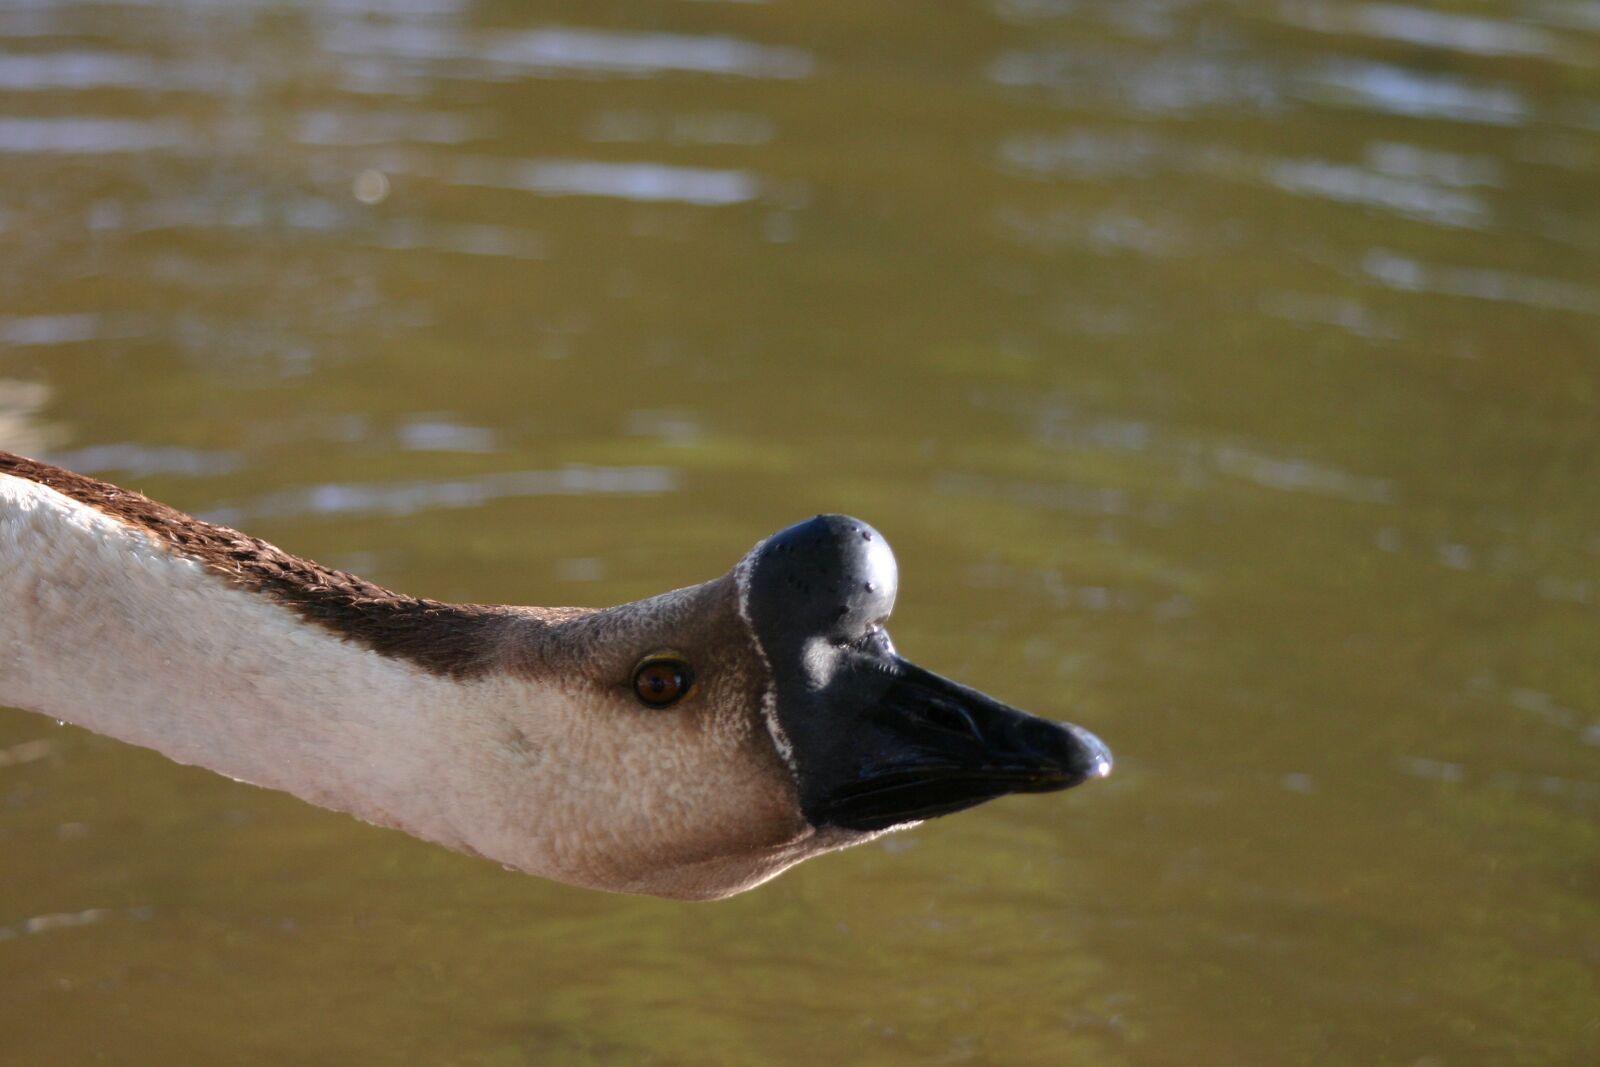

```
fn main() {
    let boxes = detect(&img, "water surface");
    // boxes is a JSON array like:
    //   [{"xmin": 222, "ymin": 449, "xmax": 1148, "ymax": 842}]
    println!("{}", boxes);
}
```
[{"xmin": 1, "ymin": 2, "xmax": 1597, "ymax": 1064}]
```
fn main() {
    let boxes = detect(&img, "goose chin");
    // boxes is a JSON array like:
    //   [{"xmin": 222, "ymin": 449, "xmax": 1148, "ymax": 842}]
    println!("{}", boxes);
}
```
[{"xmin": 814, "ymin": 765, "xmax": 1097, "ymax": 832}]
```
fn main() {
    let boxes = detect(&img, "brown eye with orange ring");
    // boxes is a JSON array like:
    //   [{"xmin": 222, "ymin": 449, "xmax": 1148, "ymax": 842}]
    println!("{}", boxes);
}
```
[{"xmin": 632, "ymin": 657, "xmax": 694, "ymax": 708}]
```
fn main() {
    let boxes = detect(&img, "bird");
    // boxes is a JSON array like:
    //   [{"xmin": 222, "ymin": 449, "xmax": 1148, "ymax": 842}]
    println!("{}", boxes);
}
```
[{"xmin": 0, "ymin": 450, "xmax": 1110, "ymax": 900}]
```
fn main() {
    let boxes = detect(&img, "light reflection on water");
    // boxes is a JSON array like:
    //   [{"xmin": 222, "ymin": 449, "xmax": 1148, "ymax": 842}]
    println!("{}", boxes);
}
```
[
  {"xmin": 319, "ymin": 23, "xmax": 815, "ymax": 81},
  {"xmin": 0, "ymin": 117, "xmax": 193, "ymax": 153},
  {"xmin": 1278, "ymin": 2, "xmax": 1564, "ymax": 61},
  {"xmin": 999, "ymin": 129, "xmax": 1494, "ymax": 229},
  {"xmin": 434, "ymin": 156, "xmax": 762, "ymax": 205},
  {"xmin": 205, "ymin": 465, "xmax": 680, "ymax": 525},
  {"xmin": 1362, "ymin": 248, "xmax": 1600, "ymax": 316},
  {"xmin": 1303, "ymin": 60, "xmax": 1530, "ymax": 126},
  {"xmin": 0, "ymin": 51, "xmax": 182, "ymax": 91},
  {"xmin": 1, "ymin": 0, "xmax": 1597, "ymax": 1064}
]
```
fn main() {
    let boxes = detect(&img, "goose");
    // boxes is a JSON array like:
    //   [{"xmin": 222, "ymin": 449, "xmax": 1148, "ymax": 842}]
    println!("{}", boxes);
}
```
[{"xmin": 0, "ymin": 450, "xmax": 1110, "ymax": 900}]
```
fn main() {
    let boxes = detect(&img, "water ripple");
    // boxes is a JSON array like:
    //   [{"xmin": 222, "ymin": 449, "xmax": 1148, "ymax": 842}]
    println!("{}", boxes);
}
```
[
  {"xmin": 0, "ymin": 51, "xmax": 170, "ymax": 91},
  {"xmin": 207, "ymin": 466, "xmax": 680, "ymax": 524},
  {"xmin": 293, "ymin": 109, "xmax": 481, "ymax": 146},
  {"xmin": 1363, "ymin": 248, "xmax": 1600, "ymax": 316},
  {"xmin": 988, "ymin": 47, "xmax": 1283, "ymax": 115},
  {"xmin": 0, "ymin": 738, "xmax": 52, "ymax": 768},
  {"xmin": 44, "ymin": 444, "xmax": 242, "ymax": 478},
  {"xmin": 480, "ymin": 28, "xmax": 812, "ymax": 80},
  {"xmin": 397, "ymin": 418, "xmax": 497, "ymax": 454},
  {"xmin": 0, "ymin": 908, "xmax": 113, "ymax": 941},
  {"xmin": 319, "ymin": 22, "xmax": 812, "ymax": 81},
  {"xmin": 997, "ymin": 130, "xmax": 1491, "ymax": 229},
  {"xmin": 1280, "ymin": 2, "xmax": 1564, "ymax": 60},
  {"xmin": 1301, "ymin": 61, "xmax": 1529, "ymax": 126},
  {"xmin": 1364, "ymin": 141, "xmax": 1502, "ymax": 188},
  {"xmin": 372, "ymin": 220, "xmax": 547, "ymax": 260},
  {"xmin": 440, "ymin": 156, "xmax": 760, "ymax": 206},
  {"xmin": 1266, "ymin": 157, "xmax": 1489, "ymax": 229},
  {"xmin": 0, "ymin": 116, "xmax": 190, "ymax": 153},
  {"xmin": 583, "ymin": 109, "xmax": 776, "ymax": 146},
  {"xmin": 0, "ymin": 313, "xmax": 104, "ymax": 346}
]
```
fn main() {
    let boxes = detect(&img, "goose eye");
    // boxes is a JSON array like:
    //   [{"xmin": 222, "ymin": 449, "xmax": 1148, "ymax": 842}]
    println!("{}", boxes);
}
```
[{"xmin": 633, "ymin": 658, "xmax": 694, "ymax": 708}]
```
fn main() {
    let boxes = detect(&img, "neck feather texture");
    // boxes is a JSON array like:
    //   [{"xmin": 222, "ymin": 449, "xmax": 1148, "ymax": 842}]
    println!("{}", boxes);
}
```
[
  {"xmin": 0, "ymin": 453, "xmax": 827, "ymax": 899},
  {"xmin": 0, "ymin": 464, "xmax": 554, "ymax": 855}
]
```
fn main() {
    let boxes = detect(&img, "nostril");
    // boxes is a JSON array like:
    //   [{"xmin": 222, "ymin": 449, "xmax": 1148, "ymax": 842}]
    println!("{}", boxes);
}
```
[{"xmin": 921, "ymin": 698, "xmax": 980, "ymax": 737}]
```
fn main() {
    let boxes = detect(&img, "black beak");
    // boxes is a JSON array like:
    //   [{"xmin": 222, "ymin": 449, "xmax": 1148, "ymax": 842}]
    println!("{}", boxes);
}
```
[
  {"xmin": 738, "ymin": 512, "xmax": 1112, "ymax": 835},
  {"xmin": 808, "ymin": 657, "xmax": 1112, "ymax": 833}
]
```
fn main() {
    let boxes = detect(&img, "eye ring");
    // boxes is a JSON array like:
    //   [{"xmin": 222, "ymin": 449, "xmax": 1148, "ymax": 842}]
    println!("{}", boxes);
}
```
[{"xmin": 632, "ymin": 656, "xmax": 695, "ymax": 708}]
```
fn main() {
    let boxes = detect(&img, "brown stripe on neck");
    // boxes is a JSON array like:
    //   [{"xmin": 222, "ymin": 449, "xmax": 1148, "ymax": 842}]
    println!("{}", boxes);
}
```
[{"xmin": 1, "ymin": 450, "xmax": 565, "ymax": 678}]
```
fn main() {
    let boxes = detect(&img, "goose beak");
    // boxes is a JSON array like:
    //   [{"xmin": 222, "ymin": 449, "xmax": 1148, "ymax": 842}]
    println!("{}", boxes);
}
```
[
  {"xmin": 738, "ymin": 512, "xmax": 1112, "ymax": 836},
  {"xmin": 809, "ymin": 657, "xmax": 1112, "ymax": 833}
]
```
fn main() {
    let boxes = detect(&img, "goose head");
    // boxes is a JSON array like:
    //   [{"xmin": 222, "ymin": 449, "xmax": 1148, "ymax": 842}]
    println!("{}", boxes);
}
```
[{"xmin": 486, "ymin": 515, "xmax": 1111, "ymax": 899}]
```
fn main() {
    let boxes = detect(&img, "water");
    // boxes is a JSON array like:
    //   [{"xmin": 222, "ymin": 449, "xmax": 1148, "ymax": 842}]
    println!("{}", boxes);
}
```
[{"xmin": 1, "ymin": 2, "xmax": 1597, "ymax": 1063}]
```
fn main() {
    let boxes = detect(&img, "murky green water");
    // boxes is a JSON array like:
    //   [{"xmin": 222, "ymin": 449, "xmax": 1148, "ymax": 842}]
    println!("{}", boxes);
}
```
[{"xmin": 2, "ymin": 1, "xmax": 1597, "ymax": 1063}]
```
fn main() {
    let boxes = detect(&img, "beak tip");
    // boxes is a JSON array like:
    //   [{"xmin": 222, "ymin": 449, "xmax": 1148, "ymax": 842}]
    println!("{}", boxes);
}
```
[{"xmin": 1066, "ymin": 724, "xmax": 1113, "ymax": 783}]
